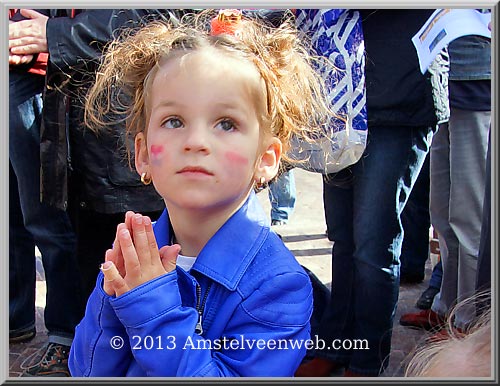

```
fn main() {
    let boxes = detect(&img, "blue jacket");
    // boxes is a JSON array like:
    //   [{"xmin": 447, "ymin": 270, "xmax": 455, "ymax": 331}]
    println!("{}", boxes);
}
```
[{"xmin": 69, "ymin": 192, "xmax": 313, "ymax": 377}]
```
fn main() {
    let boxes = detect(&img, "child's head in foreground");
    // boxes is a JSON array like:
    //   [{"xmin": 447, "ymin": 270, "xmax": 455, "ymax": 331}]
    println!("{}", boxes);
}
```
[
  {"xmin": 85, "ymin": 11, "xmax": 332, "ymax": 215},
  {"xmin": 405, "ymin": 306, "xmax": 491, "ymax": 378}
]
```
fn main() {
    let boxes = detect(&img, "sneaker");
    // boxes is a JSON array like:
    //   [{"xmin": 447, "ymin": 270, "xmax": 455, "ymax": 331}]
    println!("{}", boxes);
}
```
[
  {"xmin": 22, "ymin": 342, "xmax": 71, "ymax": 377},
  {"xmin": 9, "ymin": 327, "xmax": 36, "ymax": 344},
  {"xmin": 271, "ymin": 219, "xmax": 287, "ymax": 226},
  {"xmin": 399, "ymin": 309, "xmax": 446, "ymax": 331},
  {"xmin": 416, "ymin": 286, "xmax": 440, "ymax": 310}
]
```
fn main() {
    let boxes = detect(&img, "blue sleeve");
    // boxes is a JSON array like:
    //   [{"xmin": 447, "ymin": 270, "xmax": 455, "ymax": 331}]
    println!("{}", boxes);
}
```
[
  {"xmin": 68, "ymin": 272, "xmax": 132, "ymax": 376},
  {"xmin": 110, "ymin": 270, "xmax": 313, "ymax": 377},
  {"xmin": 215, "ymin": 270, "xmax": 313, "ymax": 377}
]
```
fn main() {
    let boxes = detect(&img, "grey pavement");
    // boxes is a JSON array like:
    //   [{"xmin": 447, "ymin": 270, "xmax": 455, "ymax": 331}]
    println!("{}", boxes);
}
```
[{"xmin": 9, "ymin": 168, "xmax": 435, "ymax": 378}]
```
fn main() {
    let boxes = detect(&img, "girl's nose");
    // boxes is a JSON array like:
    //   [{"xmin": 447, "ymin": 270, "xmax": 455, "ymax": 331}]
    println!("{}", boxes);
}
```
[{"xmin": 183, "ymin": 126, "xmax": 209, "ymax": 153}]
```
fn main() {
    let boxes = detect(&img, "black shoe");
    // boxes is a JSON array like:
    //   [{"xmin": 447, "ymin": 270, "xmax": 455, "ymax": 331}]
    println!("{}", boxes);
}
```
[
  {"xmin": 416, "ymin": 286, "xmax": 440, "ymax": 310},
  {"xmin": 271, "ymin": 220, "xmax": 286, "ymax": 226},
  {"xmin": 22, "ymin": 342, "xmax": 71, "ymax": 377},
  {"xmin": 400, "ymin": 272, "xmax": 425, "ymax": 285},
  {"xmin": 9, "ymin": 327, "xmax": 36, "ymax": 344}
]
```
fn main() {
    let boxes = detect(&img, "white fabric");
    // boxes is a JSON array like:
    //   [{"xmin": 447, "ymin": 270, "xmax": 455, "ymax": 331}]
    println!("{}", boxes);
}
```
[{"xmin": 176, "ymin": 253, "xmax": 197, "ymax": 272}]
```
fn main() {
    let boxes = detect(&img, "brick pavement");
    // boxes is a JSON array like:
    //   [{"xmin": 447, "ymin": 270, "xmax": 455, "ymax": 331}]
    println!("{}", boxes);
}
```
[{"xmin": 8, "ymin": 168, "xmax": 434, "ymax": 378}]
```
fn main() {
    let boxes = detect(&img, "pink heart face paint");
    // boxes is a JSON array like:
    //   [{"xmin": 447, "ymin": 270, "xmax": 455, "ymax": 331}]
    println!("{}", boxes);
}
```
[
  {"xmin": 150, "ymin": 144, "xmax": 164, "ymax": 165},
  {"xmin": 225, "ymin": 151, "xmax": 249, "ymax": 166}
]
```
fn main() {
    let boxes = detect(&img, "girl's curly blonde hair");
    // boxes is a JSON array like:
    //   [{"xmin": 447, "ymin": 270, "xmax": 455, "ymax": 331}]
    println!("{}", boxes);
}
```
[{"xmin": 85, "ymin": 10, "xmax": 335, "ymax": 164}]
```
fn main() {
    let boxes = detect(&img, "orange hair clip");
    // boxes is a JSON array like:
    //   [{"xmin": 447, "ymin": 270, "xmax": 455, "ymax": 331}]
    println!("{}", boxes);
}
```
[{"xmin": 210, "ymin": 9, "xmax": 242, "ymax": 36}]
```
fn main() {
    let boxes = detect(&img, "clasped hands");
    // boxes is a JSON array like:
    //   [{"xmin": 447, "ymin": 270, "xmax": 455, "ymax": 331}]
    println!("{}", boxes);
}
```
[{"xmin": 101, "ymin": 211, "xmax": 180, "ymax": 297}]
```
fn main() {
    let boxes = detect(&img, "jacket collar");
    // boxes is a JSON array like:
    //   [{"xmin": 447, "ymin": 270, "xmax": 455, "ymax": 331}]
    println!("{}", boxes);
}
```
[{"xmin": 153, "ymin": 191, "xmax": 270, "ymax": 291}]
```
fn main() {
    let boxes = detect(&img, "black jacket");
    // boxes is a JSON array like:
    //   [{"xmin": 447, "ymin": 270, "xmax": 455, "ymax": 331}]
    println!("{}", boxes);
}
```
[
  {"xmin": 40, "ymin": 9, "xmax": 183, "ymax": 212},
  {"xmin": 359, "ymin": 9, "xmax": 438, "ymax": 128}
]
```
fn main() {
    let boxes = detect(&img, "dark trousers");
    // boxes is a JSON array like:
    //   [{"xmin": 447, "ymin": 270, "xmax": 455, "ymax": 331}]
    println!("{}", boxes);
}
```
[
  {"xmin": 9, "ymin": 72, "xmax": 84, "ymax": 345},
  {"xmin": 321, "ymin": 125, "xmax": 433, "ymax": 375},
  {"xmin": 400, "ymin": 153, "xmax": 431, "ymax": 278}
]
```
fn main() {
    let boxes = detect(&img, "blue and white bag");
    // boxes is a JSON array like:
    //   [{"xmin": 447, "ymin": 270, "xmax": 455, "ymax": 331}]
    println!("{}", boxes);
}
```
[{"xmin": 290, "ymin": 9, "xmax": 367, "ymax": 174}]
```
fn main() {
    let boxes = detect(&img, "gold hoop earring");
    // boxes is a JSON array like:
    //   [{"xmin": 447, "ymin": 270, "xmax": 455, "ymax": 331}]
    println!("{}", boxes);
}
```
[
  {"xmin": 255, "ymin": 176, "xmax": 266, "ymax": 191},
  {"xmin": 141, "ymin": 172, "xmax": 152, "ymax": 185}
]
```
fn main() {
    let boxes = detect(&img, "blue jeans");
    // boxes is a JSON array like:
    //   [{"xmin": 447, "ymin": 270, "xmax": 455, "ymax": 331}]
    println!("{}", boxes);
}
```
[
  {"xmin": 268, "ymin": 169, "xmax": 296, "ymax": 222},
  {"xmin": 400, "ymin": 153, "xmax": 430, "ymax": 278},
  {"xmin": 321, "ymin": 125, "xmax": 433, "ymax": 375},
  {"xmin": 429, "ymin": 260, "xmax": 443, "ymax": 290},
  {"xmin": 9, "ymin": 71, "xmax": 84, "ymax": 345}
]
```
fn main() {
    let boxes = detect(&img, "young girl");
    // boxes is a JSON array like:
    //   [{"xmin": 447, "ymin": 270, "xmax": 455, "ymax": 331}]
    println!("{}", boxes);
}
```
[{"xmin": 69, "ymin": 11, "xmax": 334, "ymax": 377}]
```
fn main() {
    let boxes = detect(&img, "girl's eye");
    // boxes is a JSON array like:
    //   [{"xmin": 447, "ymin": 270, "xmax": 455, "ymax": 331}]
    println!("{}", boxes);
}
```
[
  {"xmin": 162, "ymin": 117, "xmax": 183, "ymax": 129},
  {"xmin": 216, "ymin": 119, "xmax": 236, "ymax": 132}
]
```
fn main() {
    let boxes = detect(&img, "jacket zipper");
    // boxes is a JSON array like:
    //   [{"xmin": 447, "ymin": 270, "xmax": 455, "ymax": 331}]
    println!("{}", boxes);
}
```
[
  {"xmin": 64, "ymin": 8, "xmax": 75, "ymax": 172},
  {"xmin": 64, "ymin": 95, "xmax": 73, "ymax": 172},
  {"xmin": 195, "ymin": 282, "xmax": 213, "ymax": 335}
]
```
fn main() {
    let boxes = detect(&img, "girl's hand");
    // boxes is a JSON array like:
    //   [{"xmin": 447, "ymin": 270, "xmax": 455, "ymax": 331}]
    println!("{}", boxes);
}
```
[
  {"xmin": 101, "ymin": 213, "xmax": 180, "ymax": 297},
  {"xmin": 105, "ymin": 210, "xmax": 139, "ymax": 277}
]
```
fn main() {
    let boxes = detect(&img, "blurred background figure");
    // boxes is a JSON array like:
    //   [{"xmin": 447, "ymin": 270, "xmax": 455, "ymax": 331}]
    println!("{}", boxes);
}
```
[
  {"xmin": 9, "ymin": 8, "xmax": 186, "ymax": 376},
  {"xmin": 400, "ymin": 30, "xmax": 491, "ymax": 340},
  {"xmin": 9, "ymin": 9, "xmax": 83, "ymax": 378},
  {"xmin": 268, "ymin": 168, "xmax": 296, "ymax": 226}
]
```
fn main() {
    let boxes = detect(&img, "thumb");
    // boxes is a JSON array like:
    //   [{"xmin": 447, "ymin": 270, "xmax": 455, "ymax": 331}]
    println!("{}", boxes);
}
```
[
  {"xmin": 19, "ymin": 9, "xmax": 44, "ymax": 19},
  {"xmin": 159, "ymin": 244, "xmax": 181, "ymax": 273},
  {"xmin": 100, "ymin": 260, "xmax": 130, "ymax": 297}
]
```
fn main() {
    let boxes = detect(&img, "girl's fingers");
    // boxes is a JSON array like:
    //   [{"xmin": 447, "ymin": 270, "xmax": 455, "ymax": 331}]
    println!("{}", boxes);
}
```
[
  {"xmin": 143, "ymin": 216, "xmax": 160, "ymax": 261},
  {"xmin": 125, "ymin": 211, "xmax": 135, "ymax": 237},
  {"xmin": 101, "ymin": 260, "xmax": 129, "ymax": 296},
  {"xmin": 112, "ymin": 223, "xmax": 127, "ymax": 276},
  {"xmin": 102, "ymin": 251, "xmax": 115, "ymax": 295},
  {"xmin": 159, "ymin": 244, "xmax": 181, "ymax": 273},
  {"xmin": 118, "ymin": 227, "xmax": 142, "ymax": 278},
  {"xmin": 131, "ymin": 213, "xmax": 153, "ymax": 266}
]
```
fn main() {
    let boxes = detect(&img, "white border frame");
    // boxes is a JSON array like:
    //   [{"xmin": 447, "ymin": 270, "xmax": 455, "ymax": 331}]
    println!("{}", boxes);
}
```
[{"xmin": 1, "ymin": 1, "xmax": 498, "ymax": 383}]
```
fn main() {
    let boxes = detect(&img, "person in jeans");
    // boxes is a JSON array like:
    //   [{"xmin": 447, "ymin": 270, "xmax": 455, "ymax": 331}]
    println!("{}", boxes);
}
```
[
  {"xmin": 268, "ymin": 168, "xmax": 296, "ymax": 226},
  {"xmin": 9, "ymin": 8, "xmax": 182, "ymax": 377},
  {"xmin": 400, "ymin": 154, "xmax": 431, "ymax": 284},
  {"xmin": 399, "ymin": 32, "xmax": 491, "ymax": 338},
  {"xmin": 296, "ymin": 9, "xmax": 446, "ymax": 376},
  {"xmin": 9, "ymin": 16, "xmax": 84, "ymax": 375}
]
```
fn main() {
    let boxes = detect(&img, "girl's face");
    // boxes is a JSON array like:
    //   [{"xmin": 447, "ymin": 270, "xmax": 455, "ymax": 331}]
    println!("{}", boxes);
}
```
[{"xmin": 135, "ymin": 49, "xmax": 281, "ymax": 215}]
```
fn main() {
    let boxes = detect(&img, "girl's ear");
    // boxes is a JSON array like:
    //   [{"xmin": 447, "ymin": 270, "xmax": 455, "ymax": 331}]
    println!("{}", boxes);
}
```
[
  {"xmin": 134, "ymin": 132, "xmax": 149, "ymax": 176},
  {"xmin": 255, "ymin": 137, "xmax": 282, "ymax": 183}
]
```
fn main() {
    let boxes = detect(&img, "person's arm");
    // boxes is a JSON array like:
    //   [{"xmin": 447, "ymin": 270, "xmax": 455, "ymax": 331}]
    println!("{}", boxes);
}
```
[
  {"xmin": 68, "ymin": 272, "xmax": 132, "ymax": 377},
  {"xmin": 45, "ymin": 10, "xmax": 157, "ymax": 68},
  {"xmin": 109, "ymin": 269, "xmax": 312, "ymax": 377},
  {"xmin": 9, "ymin": 9, "xmax": 173, "ymax": 69}
]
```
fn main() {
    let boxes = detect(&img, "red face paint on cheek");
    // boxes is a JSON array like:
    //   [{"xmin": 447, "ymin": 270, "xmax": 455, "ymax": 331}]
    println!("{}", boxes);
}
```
[
  {"xmin": 150, "ymin": 144, "xmax": 164, "ymax": 157},
  {"xmin": 225, "ymin": 151, "xmax": 249, "ymax": 166},
  {"xmin": 150, "ymin": 144, "xmax": 164, "ymax": 165}
]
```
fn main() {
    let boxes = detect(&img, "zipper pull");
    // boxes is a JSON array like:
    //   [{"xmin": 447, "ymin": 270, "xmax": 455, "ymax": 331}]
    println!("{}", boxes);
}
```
[
  {"xmin": 195, "ymin": 312, "xmax": 203, "ymax": 335},
  {"xmin": 195, "ymin": 284, "xmax": 203, "ymax": 335}
]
